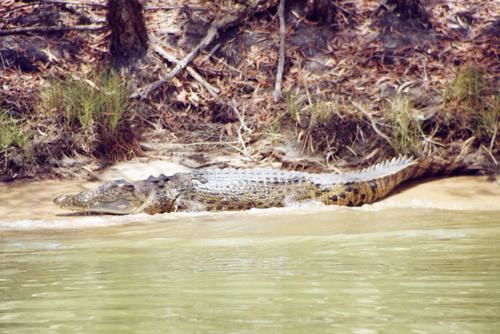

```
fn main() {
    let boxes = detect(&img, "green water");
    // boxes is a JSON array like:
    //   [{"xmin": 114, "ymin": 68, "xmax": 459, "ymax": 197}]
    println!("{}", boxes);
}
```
[{"xmin": 1, "ymin": 208, "xmax": 500, "ymax": 333}]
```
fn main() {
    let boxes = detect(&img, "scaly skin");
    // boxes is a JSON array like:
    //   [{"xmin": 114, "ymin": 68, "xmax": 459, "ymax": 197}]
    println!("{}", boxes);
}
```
[{"xmin": 54, "ymin": 156, "xmax": 435, "ymax": 215}]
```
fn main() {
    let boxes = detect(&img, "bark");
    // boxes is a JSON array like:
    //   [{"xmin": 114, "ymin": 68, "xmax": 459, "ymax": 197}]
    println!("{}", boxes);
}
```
[
  {"xmin": 288, "ymin": 0, "xmax": 337, "ymax": 24},
  {"xmin": 107, "ymin": 0, "xmax": 148, "ymax": 67},
  {"xmin": 380, "ymin": 0, "xmax": 430, "ymax": 22}
]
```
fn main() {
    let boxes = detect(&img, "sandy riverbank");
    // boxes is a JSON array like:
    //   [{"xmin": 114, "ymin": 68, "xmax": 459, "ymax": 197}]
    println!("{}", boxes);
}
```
[{"xmin": 0, "ymin": 158, "xmax": 498, "ymax": 223}]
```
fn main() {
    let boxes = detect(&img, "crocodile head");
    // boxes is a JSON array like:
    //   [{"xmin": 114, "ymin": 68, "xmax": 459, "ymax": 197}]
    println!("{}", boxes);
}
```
[{"xmin": 53, "ymin": 179, "xmax": 158, "ymax": 215}]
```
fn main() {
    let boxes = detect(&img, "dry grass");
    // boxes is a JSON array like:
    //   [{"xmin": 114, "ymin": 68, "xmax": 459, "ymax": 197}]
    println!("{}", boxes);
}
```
[{"xmin": 387, "ymin": 95, "xmax": 422, "ymax": 155}]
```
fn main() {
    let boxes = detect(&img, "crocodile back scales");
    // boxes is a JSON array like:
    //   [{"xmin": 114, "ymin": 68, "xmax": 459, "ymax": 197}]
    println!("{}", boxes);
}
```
[{"xmin": 168, "ymin": 156, "xmax": 436, "ymax": 211}]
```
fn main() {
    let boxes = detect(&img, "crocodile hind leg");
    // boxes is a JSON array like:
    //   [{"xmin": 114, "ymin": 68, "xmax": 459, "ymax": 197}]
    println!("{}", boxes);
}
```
[{"xmin": 281, "ymin": 184, "xmax": 319, "ymax": 207}]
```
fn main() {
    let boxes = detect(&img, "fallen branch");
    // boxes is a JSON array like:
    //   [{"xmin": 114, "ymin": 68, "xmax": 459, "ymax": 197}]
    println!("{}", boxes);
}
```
[
  {"xmin": 1, "ymin": 1, "xmax": 106, "ymax": 23},
  {"xmin": 33, "ymin": 0, "xmax": 107, "ymax": 8},
  {"xmin": 481, "ymin": 145, "xmax": 498, "ymax": 166},
  {"xmin": 230, "ymin": 101, "xmax": 252, "ymax": 157},
  {"xmin": 131, "ymin": 0, "xmax": 272, "ymax": 99},
  {"xmin": 149, "ymin": 35, "xmax": 220, "ymax": 97},
  {"xmin": 272, "ymin": 0, "xmax": 286, "ymax": 102},
  {"xmin": 0, "ymin": 24, "xmax": 106, "ymax": 36},
  {"xmin": 131, "ymin": 14, "xmax": 240, "ymax": 99}
]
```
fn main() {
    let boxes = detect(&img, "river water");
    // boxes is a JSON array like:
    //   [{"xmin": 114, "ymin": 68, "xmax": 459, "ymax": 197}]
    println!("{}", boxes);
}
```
[{"xmin": 1, "ymin": 177, "xmax": 499, "ymax": 333}]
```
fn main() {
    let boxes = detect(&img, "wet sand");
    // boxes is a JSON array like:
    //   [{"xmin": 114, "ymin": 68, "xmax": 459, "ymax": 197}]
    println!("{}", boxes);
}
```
[{"xmin": 374, "ymin": 176, "xmax": 500, "ymax": 211}]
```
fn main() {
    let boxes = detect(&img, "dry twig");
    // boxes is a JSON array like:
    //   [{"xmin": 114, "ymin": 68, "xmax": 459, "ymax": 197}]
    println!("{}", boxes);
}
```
[
  {"xmin": 149, "ymin": 35, "xmax": 220, "ymax": 97},
  {"xmin": 0, "ymin": 24, "xmax": 106, "ymax": 36},
  {"xmin": 219, "ymin": 100, "xmax": 254, "ymax": 158},
  {"xmin": 32, "ymin": 0, "xmax": 107, "ymax": 8},
  {"xmin": 352, "ymin": 101, "xmax": 393, "ymax": 146},
  {"xmin": 272, "ymin": 0, "xmax": 286, "ymax": 102}
]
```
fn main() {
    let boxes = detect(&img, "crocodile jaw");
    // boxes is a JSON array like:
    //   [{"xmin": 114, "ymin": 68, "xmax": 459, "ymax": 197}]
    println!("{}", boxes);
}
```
[
  {"xmin": 53, "ymin": 192, "xmax": 144, "ymax": 215},
  {"xmin": 53, "ymin": 179, "xmax": 153, "ymax": 215}
]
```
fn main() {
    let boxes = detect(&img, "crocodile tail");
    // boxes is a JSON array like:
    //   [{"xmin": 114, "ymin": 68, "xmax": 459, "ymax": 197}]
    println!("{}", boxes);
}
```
[
  {"xmin": 320, "ymin": 156, "xmax": 446, "ymax": 206},
  {"xmin": 320, "ymin": 156, "xmax": 469, "ymax": 207}
]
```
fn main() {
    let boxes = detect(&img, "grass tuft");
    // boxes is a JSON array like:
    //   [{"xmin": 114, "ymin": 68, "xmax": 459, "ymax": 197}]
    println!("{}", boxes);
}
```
[
  {"xmin": 445, "ymin": 65, "xmax": 498, "ymax": 148},
  {"xmin": 41, "ymin": 70, "xmax": 128, "ymax": 131},
  {"xmin": 286, "ymin": 92, "xmax": 341, "ymax": 128},
  {"xmin": 285, "ymin": 93, "xmax": 302, "ymax": 123},
  {"xmin": 0, "ymin": 110, "xmax": 29, "ymax": 153},
  {"xmin": 449, "ymin": 65, "xmax": 484, "ymax": 108},
  {"xmin": 387, "ymin": 95, "xmax": 422, "ymax": 154},
  {"xmin": 36, "ymin": 69, "xmax": 141, "ymax": 162}
]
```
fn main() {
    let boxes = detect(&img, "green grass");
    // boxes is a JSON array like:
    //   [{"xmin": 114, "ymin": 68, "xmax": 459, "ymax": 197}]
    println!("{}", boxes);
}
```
[
  {"xmin": 0, "ymin": 110, "xmax": 29, "ymax": 153},
  {"xmin": 387, "ymin": 95, "xmax": 422, "ymax": 154},
  {"xmin": 449, "ymin": 65, "xmax": 484, "ymax": 108},
  {"xmin": 41, "ymin": 70, "xmax": 128, "ymax": 131},
  {"xmin": 285, "ymin": 92, "xmax": 342, "ymax": 127},
  {"xmin": 445, "ymin": 65, "xmax": 499, "ymax": 147}
]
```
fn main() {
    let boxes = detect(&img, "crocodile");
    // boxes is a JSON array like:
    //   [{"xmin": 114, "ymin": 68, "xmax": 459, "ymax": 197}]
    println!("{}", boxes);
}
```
[{"xmin": 54, "ymin": 156, "xmax": 441, "ymax": 215}]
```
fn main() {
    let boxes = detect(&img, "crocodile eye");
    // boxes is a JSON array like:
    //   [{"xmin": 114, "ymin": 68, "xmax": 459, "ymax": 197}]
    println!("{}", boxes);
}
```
[{"xmin": 120, "ymin": 183, "xmax": 135, "ymax": 191}]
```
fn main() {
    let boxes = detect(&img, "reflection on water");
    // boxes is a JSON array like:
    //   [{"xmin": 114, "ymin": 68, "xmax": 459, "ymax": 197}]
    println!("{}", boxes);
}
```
[{"xmin": 1, "ymin": 209, "xmax": 500, "ymax": 333}]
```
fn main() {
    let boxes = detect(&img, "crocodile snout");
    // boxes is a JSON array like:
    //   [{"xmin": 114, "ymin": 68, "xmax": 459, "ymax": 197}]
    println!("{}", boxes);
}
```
[{"xmin": 54, "ymin": 194, "xmax": 74, "ymax": 208}]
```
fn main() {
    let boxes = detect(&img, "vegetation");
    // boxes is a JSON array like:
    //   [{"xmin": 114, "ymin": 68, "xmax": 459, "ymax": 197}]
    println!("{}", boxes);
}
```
[
  {"xmin": 0, "ymin": 110, "xmax": 29, "ymax": 154},
  {"xmin": 444, "ymin": 66, "xmax": 498, "ymax": 149},
  {"xmin": 285, "ymin": 93, "xmax": 301, "ymax": 124},
  {"xmin": 284, "ymin": 91, "xmax": 374, "ymax": 160},
  {"xmin": 1, "ymin": 70, "xmax": 143, "ymax": 180},
  {"xmin": 278, "ymin": 65, "xmax": 498, "ymax": 170},
  {"xmin": 286, "ymin": 92, "xmax": 344, "ymax": 128},
  {"xmin": 387, "ymin": 95, "xmax": 422, "ymax": 155},
  {"xmin": 37, "ymin": 69, "xmax": 141, "ymax": 162},
  {"xmin": 41, "ymin": 70, "xmax": 127, "ymax": 131},
  {"xmin": 0, "ymin": 110, "xmax": 31, "ymax": 178}
]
